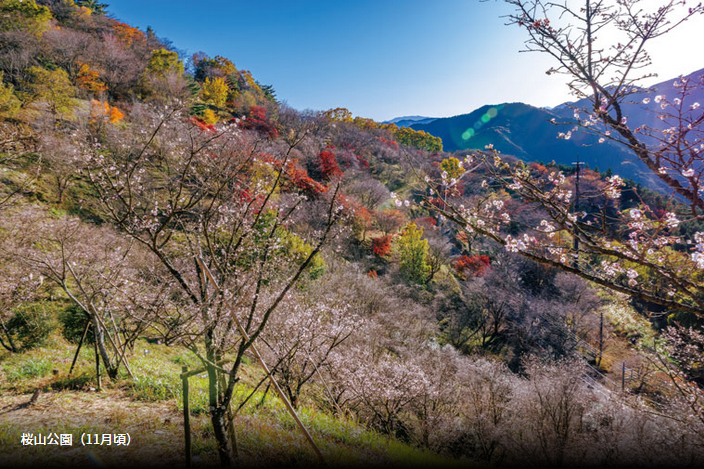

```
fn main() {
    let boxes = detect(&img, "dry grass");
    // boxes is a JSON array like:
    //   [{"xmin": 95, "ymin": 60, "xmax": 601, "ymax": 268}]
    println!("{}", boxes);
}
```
[{"xmin": 0, "ymin": 336, "xmax": 465, "ymax": 468}]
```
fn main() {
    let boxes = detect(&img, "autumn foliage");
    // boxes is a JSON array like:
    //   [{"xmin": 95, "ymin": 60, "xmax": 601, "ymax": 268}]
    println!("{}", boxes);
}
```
[
  {"xmin": 76, "ymin": 62, "xmax": 107, "ymax": 93},
  {"xmin": 110, "ymin": 21, "xmax": 146, "ymax": 47},
  {"xmin": 453, "ymin": 255, "xmax": 490, "ymax": 278},
  {"xmin": 240, "ymin": 105, "xmax": 279, "ymax": 138},
  {"xmin": 372, "ymin": 234, "xmax": 393, "ymax": 258},
  {"xmin": 318, "ymin": 146, "xmax": 343, "ymax": 180},
  {"xmin": 90, "ymin": 99, "xmax": 124, "ymax": 123},
  {"xmin": 285, "ymin": 159, "xmax": 328, "ymax": 196}
]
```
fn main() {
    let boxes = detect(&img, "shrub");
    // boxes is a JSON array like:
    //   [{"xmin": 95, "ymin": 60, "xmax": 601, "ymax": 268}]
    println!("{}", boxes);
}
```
[
  {"xmin": 6, "ymin": 302, "xmax": 53, "ymax": 350},
  {"xmin": 60, "ymin": 304, "xmax": 93, "ymax": 344}
]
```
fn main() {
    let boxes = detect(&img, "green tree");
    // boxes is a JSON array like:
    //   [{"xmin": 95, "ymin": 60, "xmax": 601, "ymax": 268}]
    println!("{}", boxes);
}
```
[
  {"xmin": 74, "ymin": 0, "xmax": 108, "ymax": 15},
  {"xmin": 201, "ymin": 76, "xmax": 228, "ymax": 108},
  {"xmin": 395, "ymin": 222, "xmax": 431, "ymax": 284},
  {"xmin": 23, "ymin": 67, "xmax": 77, "ymax": 118},
  {"xmin": 147, "ymin": 49, "xmax": 184, "ymax": 77},
  {"xmin": 0, "ymin": 73, "xmax": 21, "ymax": 118},
  {"xmin": 394, "ymin": 127, "xmax": 443, "ymax": 152},
  {"xmin": 258, "ymin": 82, "xmax": 277, "ymax": 103},
  {"xmin": 0, "ymin": 0, "xmax": 52, "ymax": 34},
  {"xmin": 440, "ymin": 156, "xmax": 465, "ymax": 180}
]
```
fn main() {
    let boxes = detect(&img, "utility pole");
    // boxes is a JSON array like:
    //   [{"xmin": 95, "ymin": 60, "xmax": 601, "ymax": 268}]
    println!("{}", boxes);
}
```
[{"xmin": 571, "ymin": 160, "xmax": 584, "ymax": 268}]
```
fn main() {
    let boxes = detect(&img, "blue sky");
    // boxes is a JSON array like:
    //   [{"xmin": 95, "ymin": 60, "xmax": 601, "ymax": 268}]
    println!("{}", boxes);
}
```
[{"xmin": 105, "ymin": 0, "xmax": 704, "ymax": 121}]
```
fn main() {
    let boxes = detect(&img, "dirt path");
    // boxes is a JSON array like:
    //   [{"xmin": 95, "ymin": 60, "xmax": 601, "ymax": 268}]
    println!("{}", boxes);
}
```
[{"xmin": 0, "ymin": 390, "xmax": 187, "ymax": 468}]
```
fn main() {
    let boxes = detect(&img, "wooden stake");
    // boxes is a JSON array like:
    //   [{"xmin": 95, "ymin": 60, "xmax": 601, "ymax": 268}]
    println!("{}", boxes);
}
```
[
  {"xmin": 182, "ymin": 366, "xmax": 192, "ymax": 469},
  {"xmin": 94, "ymin": 324, "xmax": 101, "ymax": 391},
  {"xmin": 622, "ymin": 362, "xmax": 626, "ymax": 392},
  {"xmin": 69, "ymin": 320, "xmax": 91, "ymax": 375}
]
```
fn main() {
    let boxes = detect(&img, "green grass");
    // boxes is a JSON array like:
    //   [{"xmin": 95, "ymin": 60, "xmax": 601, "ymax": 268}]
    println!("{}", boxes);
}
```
[
  {"xmin": 601, "ymin": 294, "xmax": 657, "ymax": 344},
  {"xmin": 119, "ymin": 340, "xmax": 465, "ymax": 466},
  {"xmin": 5, "ymin": 357, "xmax": 53, "ymax": 381},
  {"xmin": 1, "ymin": 330, "xmax": 467, "ymax": 468}
]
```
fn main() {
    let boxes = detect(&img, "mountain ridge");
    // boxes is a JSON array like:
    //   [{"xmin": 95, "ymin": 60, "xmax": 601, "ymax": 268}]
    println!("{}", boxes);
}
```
[{"xmin": 386, "ymin": 67, "xmax": 704, "ymax": 188}]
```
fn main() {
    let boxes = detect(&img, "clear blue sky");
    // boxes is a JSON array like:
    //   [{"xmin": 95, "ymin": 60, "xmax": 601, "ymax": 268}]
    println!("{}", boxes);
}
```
[{"xmin": 105, "ymin": 0, "xmax": 704, "ymax": 121}]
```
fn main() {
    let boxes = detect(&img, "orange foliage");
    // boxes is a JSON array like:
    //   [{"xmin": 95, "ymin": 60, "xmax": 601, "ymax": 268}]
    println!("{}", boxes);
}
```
[
  {"xmin": 108, "ymin": 106, "xmax": 124, "ymax": 123},
  {"xmin": 76, "ymin": 62, "xmax": 107, "ymax": 92},
  {"xmin": 529, "ymin": 162, "xmax": 548, "ymax": 174},
  {"xmin": 377, "ymin": 137, "xmax": 399, "ymax": 149},
  {"xmin": 456, "ymin": 231, "xmax": 469, "ymax": 244},
  {"xmin": 111, "ymin": 21, "xmax": 146, "ymax": 47},
  {"xmin": 90, "ymin": 99, "xmax": 124, "ymax": 123},
  {"xmin": 190, "ymin": 116, "xmax": 215, "ymax": 132},
  {"xmin": 338, "ymin": 194, "xmax": 373, "ymax": 231}
]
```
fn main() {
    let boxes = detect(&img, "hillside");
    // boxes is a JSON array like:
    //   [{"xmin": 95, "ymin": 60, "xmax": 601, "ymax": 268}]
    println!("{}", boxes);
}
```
[
  {"xmin": 1, "ymin": 1, "xmax": 704, "ymax": 469},
  {"xmin": 408, "ymin": 67, "xmax": 704, "ymax": 190}
]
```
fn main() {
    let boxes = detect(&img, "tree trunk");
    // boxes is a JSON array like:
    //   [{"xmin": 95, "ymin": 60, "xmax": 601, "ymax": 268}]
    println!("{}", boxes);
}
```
[
  {"xmin": 92, "ymin": 317, "xmax": 117, "ymax": 379},
  {"xmin": 0, "ymin": 317, "xmax": 18, "ymax": 352},
  {"xmin": 212, "ymin": 408, "xmax": 236, "ymax": 466}
]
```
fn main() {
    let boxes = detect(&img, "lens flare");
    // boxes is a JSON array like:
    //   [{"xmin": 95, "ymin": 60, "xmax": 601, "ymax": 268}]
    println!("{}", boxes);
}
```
[{"xmin": 461, "ymin": 128, "xmax": 475, "ymax": 140}]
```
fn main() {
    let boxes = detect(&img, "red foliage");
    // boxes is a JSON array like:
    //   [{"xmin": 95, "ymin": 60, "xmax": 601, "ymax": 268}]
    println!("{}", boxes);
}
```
[
  {"xmin": 371, "ymin": 234, "xmax": 393, "ymax": 258},
  {"xmin": 190, "ymin": 116, "xmax": 215, "ymax": 132},
  {"xmin": 355, "ymin": 153, "xmax": 370, "ymax": 169},
  {"xmin": 250, "ymin": 105, "xmax": 266, "ymax": 121},
  {"xmin": 235, "ymin": 188, "xmax": 253, "ymax": 203},
  {"xmin": 377, "ymin": 137, "xmax": 399, "ymax": 149},
  {"xmin": 285, "ymin": 160, "xmax": 328, "ymax": 197},
  {"xmin": 414, "ymin": 216, "xmax": 437, "ymax": 227},
  {"xmin": 239, "ymin": 106, "xmax": 279, "ymax": 139},
  {"xmin": 453, "ymin": 255, "xmax": 491, "ymax": 278},
  {"xmin": 428, "ymin": 197, "xmax": 447, "ymax": 210},
  {"xmin": 367, "ymin": 269, "xmax": 378, "ymax": 279},
  {"xmin": 318, "ymin": 147, "xmax": 343, "ymax": 180}
]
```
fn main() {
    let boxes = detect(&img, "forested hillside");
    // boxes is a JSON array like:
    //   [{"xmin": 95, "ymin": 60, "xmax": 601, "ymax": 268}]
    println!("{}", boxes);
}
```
[{"xmin": 1, "ymin": 1, "xmax": 704, "ymax": 468}]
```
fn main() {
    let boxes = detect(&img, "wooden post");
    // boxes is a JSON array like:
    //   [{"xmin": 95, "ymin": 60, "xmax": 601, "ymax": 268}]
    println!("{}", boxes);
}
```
[
  {"xmin": 597, "ymin": 311, "xmax": 604, "ymax": 369},
  {"xmin": 182, "ymin": 366, "xmax": 192, "ymax": 469},
  {"xmin": 94, "ymin": 325, "xmax": 101, "ymax": 391},
  {"xmin": 622, "ymin": 362, "xmax": 626, "ymax": 392},
  {"xmin": 69, "ymin": 320, "xmax": 91, "ymax": 376}
]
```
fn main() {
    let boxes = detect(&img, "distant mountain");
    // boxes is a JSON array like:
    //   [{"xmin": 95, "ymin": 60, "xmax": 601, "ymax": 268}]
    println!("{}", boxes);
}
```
[
  {"xmin": 384, "ymin": 115, "xmax": 438, "ymax": 127},
  {"xmin": 410, "ymin": 68, "xmax": 704, "ymax": 189}
]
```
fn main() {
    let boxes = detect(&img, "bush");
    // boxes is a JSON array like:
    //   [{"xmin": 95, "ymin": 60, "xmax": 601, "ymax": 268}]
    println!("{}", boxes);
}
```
[
  {"xmin": 59, "ymin": 304, "xmax": 93, "ymax": 344},
  {"xmin": 5, "ymin": 303, "xmax": 53, "ymax": 350}
]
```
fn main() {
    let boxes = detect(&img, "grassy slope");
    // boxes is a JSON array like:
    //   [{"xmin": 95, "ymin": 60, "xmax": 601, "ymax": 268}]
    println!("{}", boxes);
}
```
[{"xmin": 0, "ymin": 329, "xmax": 466, "ymax": 468}]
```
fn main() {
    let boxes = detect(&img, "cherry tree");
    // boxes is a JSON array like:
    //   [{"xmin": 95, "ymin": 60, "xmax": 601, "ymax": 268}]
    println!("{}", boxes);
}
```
[
  {"xmin": 82, "ymin": 101, "xmax": 341, "ymax": 465},
  {"xmin": 0, "ymin": 250, "xmax": 43, "ymax": 353},
  {"xmin": 3, "ymin": 207, "xmax": 160, "ymax": 378},
  {"xmin": 260, "ymin": 294, "xmax": 356, "ymax": 408}
]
